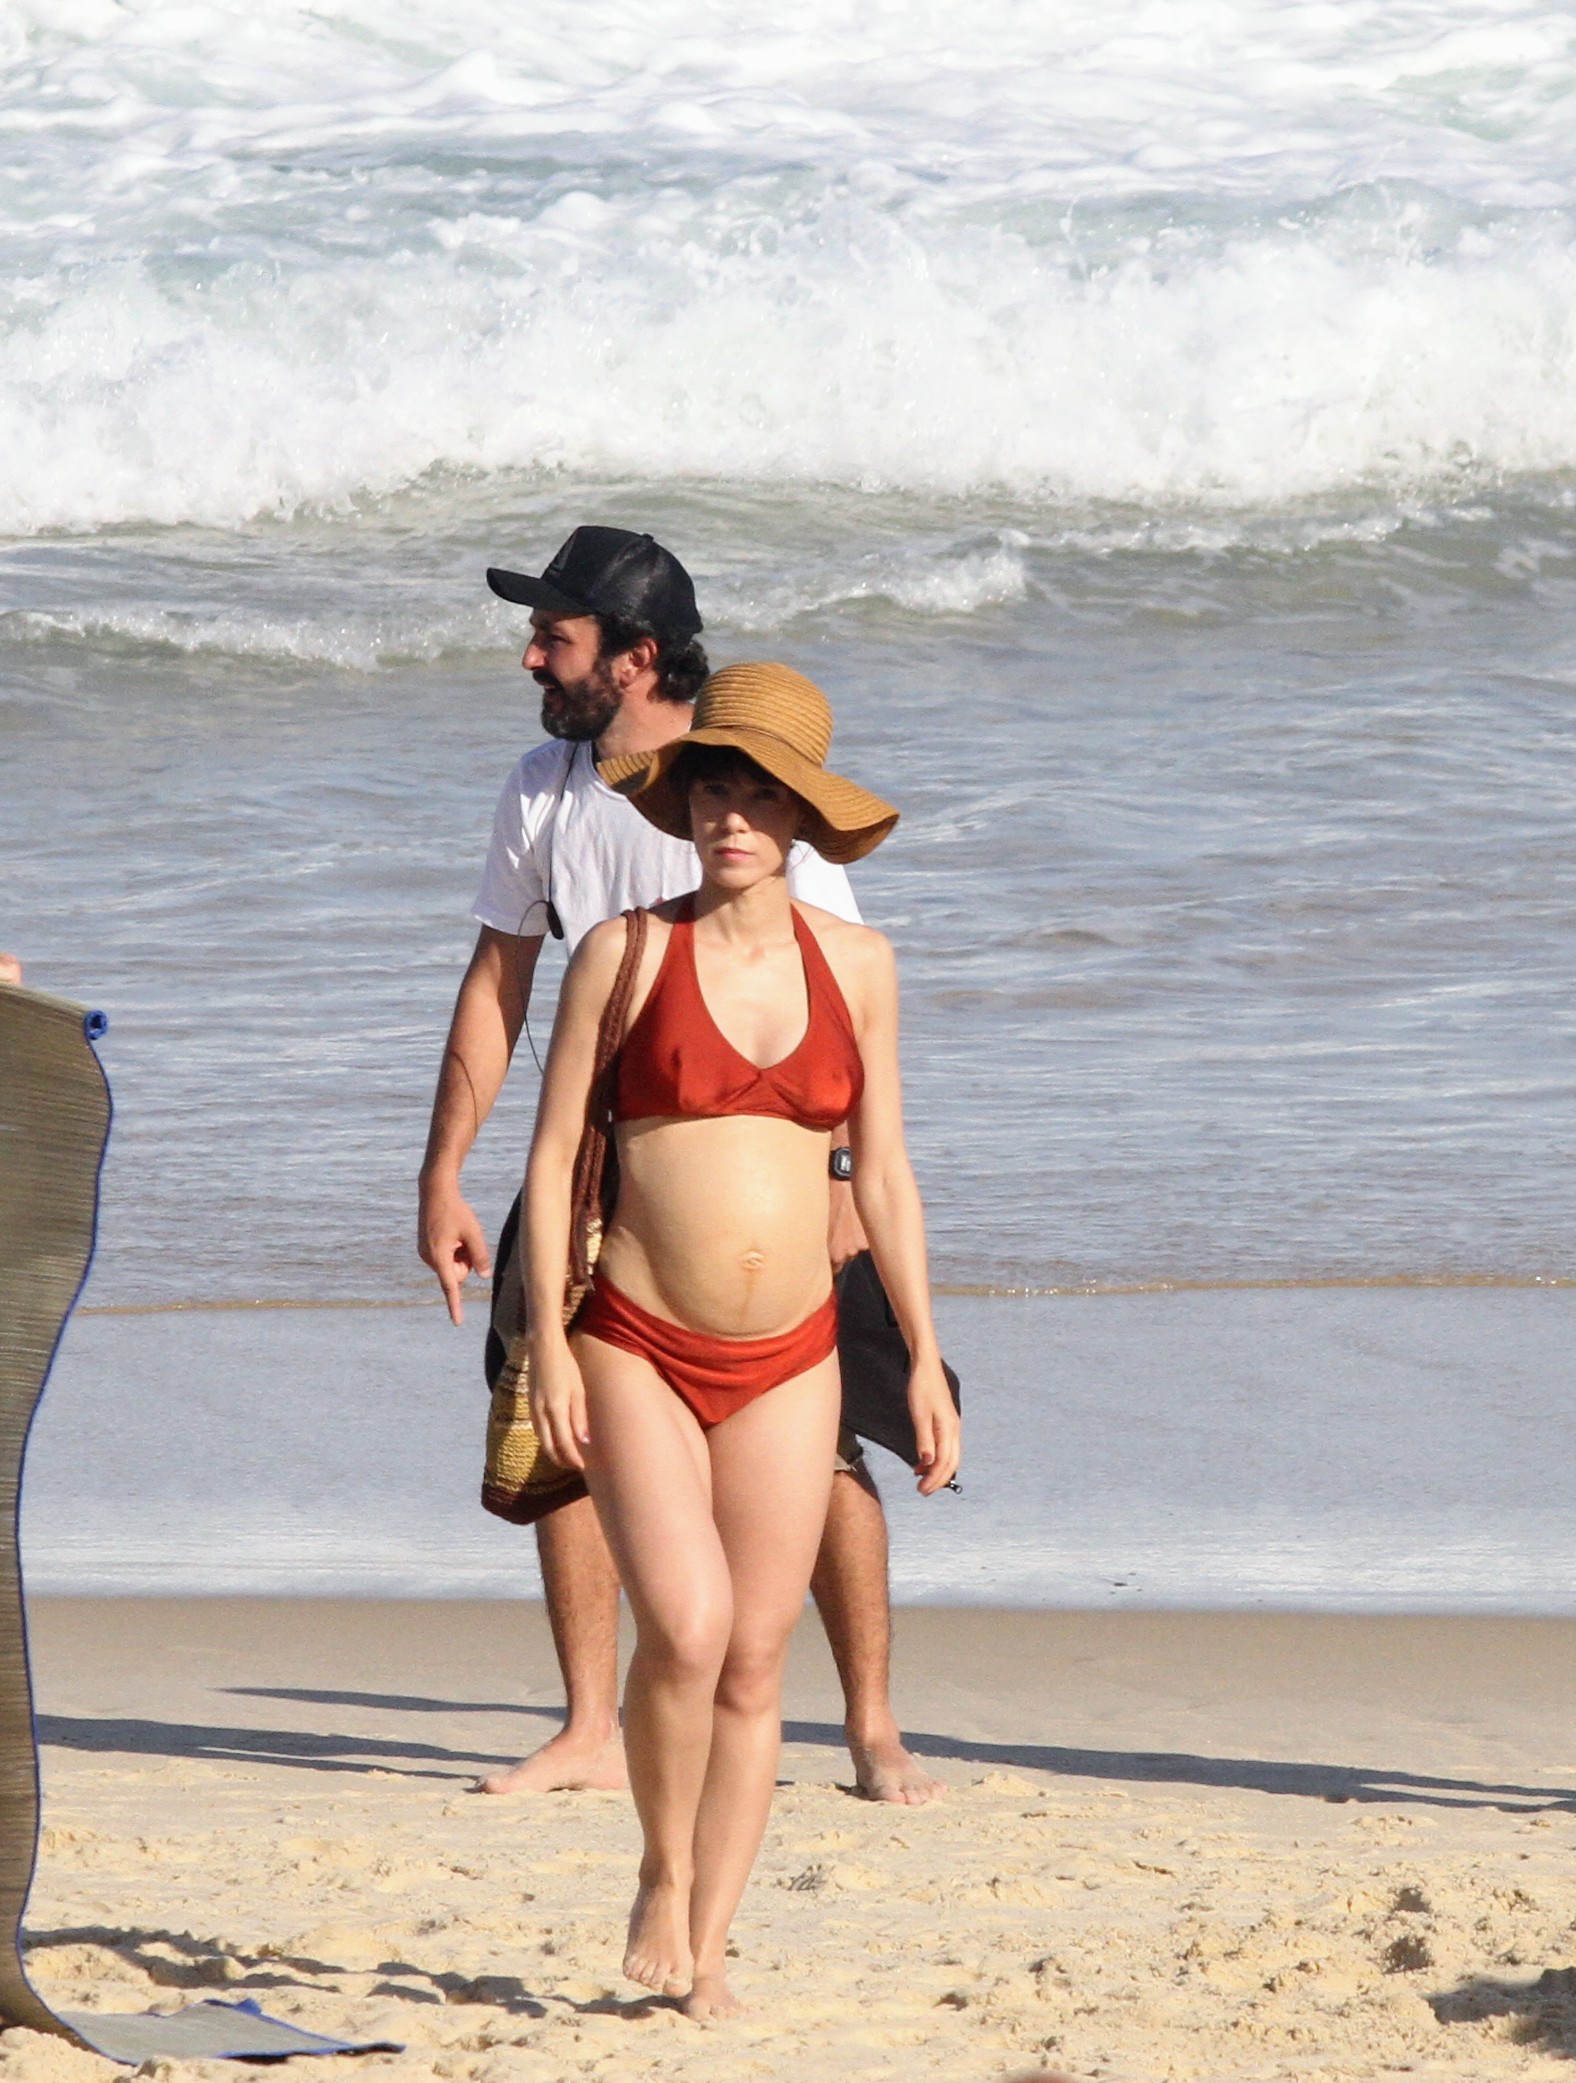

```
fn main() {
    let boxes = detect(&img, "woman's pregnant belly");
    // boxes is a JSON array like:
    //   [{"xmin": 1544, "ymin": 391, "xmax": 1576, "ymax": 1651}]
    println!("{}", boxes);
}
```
[{"xmin": 596, "ymin": 1115, "xmax": 832, "ymax": 1338}]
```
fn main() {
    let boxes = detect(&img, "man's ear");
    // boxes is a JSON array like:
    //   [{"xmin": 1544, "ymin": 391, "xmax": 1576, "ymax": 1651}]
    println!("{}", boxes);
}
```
[{"xmin": 618, "ymin": 633, "xmax": 660, "ymax": 686}]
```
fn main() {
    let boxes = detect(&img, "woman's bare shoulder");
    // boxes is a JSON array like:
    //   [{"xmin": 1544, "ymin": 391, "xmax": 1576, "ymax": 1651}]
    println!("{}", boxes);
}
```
[
  {"xmin": 571, "ymin": 907, "xmax": 675, "ymax": 1036},
  {"xmin": 796, "ymin": 903, "xmax": 890, "ymax": 955},
  {"xmin": 795, "ymin": 906, "xmax": 895, "ymax": 996},
  {"xmin": 564, "ymin": 914, "xmax": 636, "ymax": 1000},
  {"xmin": 579, "ymin": 907, "xmax": 677, "ymax": 976},
  {"xmin": 573, "ymin": 914, "xmax": 632, "ymax": 973}
]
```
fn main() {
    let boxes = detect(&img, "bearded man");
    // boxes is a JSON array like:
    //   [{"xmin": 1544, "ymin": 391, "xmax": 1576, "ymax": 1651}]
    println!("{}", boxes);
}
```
[{"xmin": 418, "ymin": 526, "xmax": 941, "ymax": 1804}]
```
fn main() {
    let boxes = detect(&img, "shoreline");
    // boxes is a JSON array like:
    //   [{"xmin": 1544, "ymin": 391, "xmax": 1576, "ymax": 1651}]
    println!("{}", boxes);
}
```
[
  {"xmin": 13, "ymin": 1600, "xmax": 1576, "ymax": 2079},
  {"xmin": 73, "ymin": 1269, "xmax": 1576, "ymax": 1314}
]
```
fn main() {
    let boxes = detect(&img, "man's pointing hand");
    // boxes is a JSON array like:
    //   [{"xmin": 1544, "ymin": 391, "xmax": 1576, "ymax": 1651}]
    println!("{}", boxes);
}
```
[{"xmin": 419, "ymin": 1182, "xmax": 494, "ymax": 1326}]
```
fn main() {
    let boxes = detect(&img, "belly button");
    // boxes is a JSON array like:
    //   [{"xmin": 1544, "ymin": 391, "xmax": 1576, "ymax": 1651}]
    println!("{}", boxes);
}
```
[{"xmin": 740, "ymin": 1249, "xmax": 767, "ymax": 1273}]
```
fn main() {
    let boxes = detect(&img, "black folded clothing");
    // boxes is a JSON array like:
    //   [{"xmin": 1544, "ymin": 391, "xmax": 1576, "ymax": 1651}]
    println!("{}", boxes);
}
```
[{"xmin": 834, "ymin": 1250, "xmax": 961, "ymax": 1472}]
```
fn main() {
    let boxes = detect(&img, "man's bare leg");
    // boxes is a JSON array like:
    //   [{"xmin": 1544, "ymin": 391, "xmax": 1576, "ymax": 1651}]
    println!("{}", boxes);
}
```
[
  {"xmin": 476, "ymin": 1492, "xmax": 628, "ymax": 1794},
  {"xmin": 810, "ymin": 1462, "xmax": 945, "ymax": 1804}
]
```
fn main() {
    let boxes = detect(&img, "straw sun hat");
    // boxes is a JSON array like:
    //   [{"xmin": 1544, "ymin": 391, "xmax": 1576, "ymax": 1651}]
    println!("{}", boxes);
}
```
[{"xmin": 599, "ymin": 662, "xmax": 898, "ymax": 865}]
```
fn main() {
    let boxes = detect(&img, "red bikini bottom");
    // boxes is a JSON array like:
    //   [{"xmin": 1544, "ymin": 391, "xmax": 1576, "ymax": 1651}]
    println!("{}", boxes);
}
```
[{"xmin": 575, "ymin": 1274, "xmax": 839, "ymax": 1430}]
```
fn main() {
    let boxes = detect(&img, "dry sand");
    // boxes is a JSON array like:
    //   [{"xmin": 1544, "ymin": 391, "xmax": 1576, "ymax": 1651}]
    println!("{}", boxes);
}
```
[{"xmin": 7, "ymin": 1598, "xmax": 1576, "ymax": 2081}]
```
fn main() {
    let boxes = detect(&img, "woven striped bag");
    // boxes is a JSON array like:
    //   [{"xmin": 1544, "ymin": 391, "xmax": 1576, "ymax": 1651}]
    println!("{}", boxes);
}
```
[{"xmin": 481, "ymin": 909, "xmax": 647, "ymax": 1524}]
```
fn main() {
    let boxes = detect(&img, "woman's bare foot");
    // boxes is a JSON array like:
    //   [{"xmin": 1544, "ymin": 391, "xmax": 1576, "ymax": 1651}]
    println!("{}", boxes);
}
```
[
  {"xmin": 681, "ymin": 1965, "xmax": 743, "ymax": 2020},
  {"xmin": 623, "ymin": 1877, "xmax": 693, "ymax": 1996},
  {"xmin": 848, "ymin": 1728, "xmax": 945, "ymax": 1805},
  {"xmin": 473, "ymin": 1723, "xmax": 627, "ymax": 1795}
]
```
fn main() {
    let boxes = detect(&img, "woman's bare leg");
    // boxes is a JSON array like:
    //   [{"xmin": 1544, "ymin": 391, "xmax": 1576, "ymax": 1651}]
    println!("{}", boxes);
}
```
[
  {"xmin": 685, "ymin": 1352, "xmax": 841, "ymax": 2018},
  {"xmin": 576, "ymin": 1334, "xmax": 730, "ymax": 1997}
]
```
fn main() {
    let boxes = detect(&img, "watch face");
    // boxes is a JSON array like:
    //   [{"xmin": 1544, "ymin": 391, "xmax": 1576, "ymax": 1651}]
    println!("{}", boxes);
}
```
[{"xmin": 830, "ymin": 1146, "xmax": 854, "ymax": 1181}]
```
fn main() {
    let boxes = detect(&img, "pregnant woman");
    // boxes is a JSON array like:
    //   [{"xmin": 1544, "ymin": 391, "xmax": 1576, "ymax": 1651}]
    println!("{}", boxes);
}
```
[{"xmin": 522, "ymin": 663, "xmax": 959, "ymax": 2018}]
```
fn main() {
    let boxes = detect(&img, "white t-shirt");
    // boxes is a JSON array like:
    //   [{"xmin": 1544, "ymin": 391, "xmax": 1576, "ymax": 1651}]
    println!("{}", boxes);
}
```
[{"xmin": 473, "ymin": 739, "xmax": 862, "ymax": 951}]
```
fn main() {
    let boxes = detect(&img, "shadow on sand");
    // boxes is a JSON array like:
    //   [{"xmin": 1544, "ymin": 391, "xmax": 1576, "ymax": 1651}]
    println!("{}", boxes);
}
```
[
  {"xmin": 812, "ymin": 1723, "xmax": 1576, "ymax": 1815},
  {"xmin": 35, "ymin": 1689, "xmax": 1576, "ymax": 1813},
  {"xmin": 20, "ymin": 1924, "xmax": 666, "ymax": 2020},
  {"xmin": 1431, "ymin": 1965, "xmax": 1576, "ymax": 2056},
  {"xmin": 36, "ymin": 1712, "xmax": 514, "ymax": 1782}
]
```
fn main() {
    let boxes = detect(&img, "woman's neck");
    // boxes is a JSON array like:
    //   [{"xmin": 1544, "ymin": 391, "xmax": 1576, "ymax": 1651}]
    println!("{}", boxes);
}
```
[{"xmin": 692, "ymin": 872, "xmax": 794, "ymax": 946}]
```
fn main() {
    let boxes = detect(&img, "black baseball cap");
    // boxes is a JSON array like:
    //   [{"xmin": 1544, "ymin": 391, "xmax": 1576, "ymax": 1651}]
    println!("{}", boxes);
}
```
[{"xmin": 486, "ymin": 526, "xmax": 702, "ymax": 643}]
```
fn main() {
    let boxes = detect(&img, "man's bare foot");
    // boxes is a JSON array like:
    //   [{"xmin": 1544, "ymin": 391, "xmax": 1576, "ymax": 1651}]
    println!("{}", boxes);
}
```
[
  {"xmin": 473, "ymin": 1725, "xmax": 627, "ymax": 1795},
  {"xmin": 849, "ymin": 1730, "xmax": 945, "ymax": 1805},
  {"xmin": 681, "ymin": 1966, "xmax": 743, "ymax": 2020},
  {"xmin": 623, "ymin": 1878, "xmax": 692, "ymax": 1997}
]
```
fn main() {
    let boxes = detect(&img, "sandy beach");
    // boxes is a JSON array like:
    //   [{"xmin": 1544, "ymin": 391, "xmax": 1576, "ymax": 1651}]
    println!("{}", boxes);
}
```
[{"xmin": 2, "ymin": 1598, "xmax": 1573, "ymax": 2081}]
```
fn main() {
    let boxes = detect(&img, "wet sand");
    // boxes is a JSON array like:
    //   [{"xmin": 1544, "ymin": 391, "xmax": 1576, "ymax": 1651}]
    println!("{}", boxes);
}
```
[{"xmin": 9, "ymin": 1598, "xmax": 1576, "ymax": 2081}]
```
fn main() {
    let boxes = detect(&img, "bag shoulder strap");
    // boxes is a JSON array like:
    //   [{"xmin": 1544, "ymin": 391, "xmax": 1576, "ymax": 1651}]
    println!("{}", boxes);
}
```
[
  {"xmin": 567, "ymin": 909, "xmax": 648, "ymax": 1291},
  {"xmin": 592, "ymin": 907, "xmax": 648, "ymax": 1079}
]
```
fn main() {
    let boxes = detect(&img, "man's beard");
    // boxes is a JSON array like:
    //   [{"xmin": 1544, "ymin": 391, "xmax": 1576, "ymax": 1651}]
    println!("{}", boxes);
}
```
[{"xmin": 538, "ymin": 661, "xmax": 621, "ymax": 743}]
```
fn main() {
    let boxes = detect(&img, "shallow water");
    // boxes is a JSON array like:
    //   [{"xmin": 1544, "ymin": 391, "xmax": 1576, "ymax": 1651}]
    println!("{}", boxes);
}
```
[{"xmin": 30, "ymin": 1289, "xmax": 1576, "ymax": 1609}]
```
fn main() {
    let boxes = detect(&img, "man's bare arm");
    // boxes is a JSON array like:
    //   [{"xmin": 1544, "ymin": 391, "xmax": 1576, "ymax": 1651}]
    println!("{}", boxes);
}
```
[{"xmin": 418, "ymin": 925, "xmax": 543, "ymax": 1323}]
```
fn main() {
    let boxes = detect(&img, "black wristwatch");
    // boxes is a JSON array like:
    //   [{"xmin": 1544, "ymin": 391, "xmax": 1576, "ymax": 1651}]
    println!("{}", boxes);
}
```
[{"xmin": 829, "ymin": 1146, "xmax": 854, "ymax": 1181}]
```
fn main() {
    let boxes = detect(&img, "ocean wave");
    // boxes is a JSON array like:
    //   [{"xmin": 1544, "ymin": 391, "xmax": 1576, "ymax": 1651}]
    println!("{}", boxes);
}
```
[
  {"xmin": 715, "ymin": 542, "xmax": 1030, "ymax": 627},
  {"xmin": 5, "ymin": 201, "xmax": 1576, "ymax": 534},
  {"xmin": 5, "ymin": 1, "xmax": 1576, "ymax": 533},
  {"xmin": 1, "ymin": 537, "xmax": 1030, "ymax": 660},
  {"xmin": 0, "ymin": 603, "xmax": 520, "ymax": 669},
  {"xmin": 6, "ymin": 0, "xmax": 1576, "ymax": 206}
]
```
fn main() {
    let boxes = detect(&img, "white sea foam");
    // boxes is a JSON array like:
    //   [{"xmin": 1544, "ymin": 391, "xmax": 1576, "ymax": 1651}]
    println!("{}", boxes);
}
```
[
  {"xmin": 1, "ymin": 604, "xmax": 499, "ymax": 669},
  {"xmin": 0, "ymin": 533, "xmax": 1029, "ymax": 660},
  {"xmin": 715, "ymin": 542, "xmax": 1030, "ymax": 628},
  {"xmin": 3, "ymin": 0, "xmax": 1576, "ymax": 533},
  {"xmin": 7, "ymin": 198, "xmax": 1576, "ymax": 532}
]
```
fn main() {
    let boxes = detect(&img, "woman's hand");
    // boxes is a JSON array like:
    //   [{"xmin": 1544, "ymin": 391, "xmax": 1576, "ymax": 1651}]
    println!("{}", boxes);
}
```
[
  {"xmin": 528, "ymin": 1335, "xmax": 590, "ymax": 1474},
  {"xmin": 908, "ymin": 1355, "xmax": 961, "ymax": 1496}
]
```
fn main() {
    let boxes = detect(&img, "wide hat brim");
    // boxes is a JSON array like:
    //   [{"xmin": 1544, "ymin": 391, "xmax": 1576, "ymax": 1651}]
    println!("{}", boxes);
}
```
[{"xmin": 600, "ymin": 727, "xmax": 898, "ymax": 865}]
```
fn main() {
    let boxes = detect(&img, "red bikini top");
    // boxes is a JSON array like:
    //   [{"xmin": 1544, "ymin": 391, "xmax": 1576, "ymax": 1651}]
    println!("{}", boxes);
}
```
[{"xmin": 612, "ymin": 897, "xmax": 863, "ymax": 1132}]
